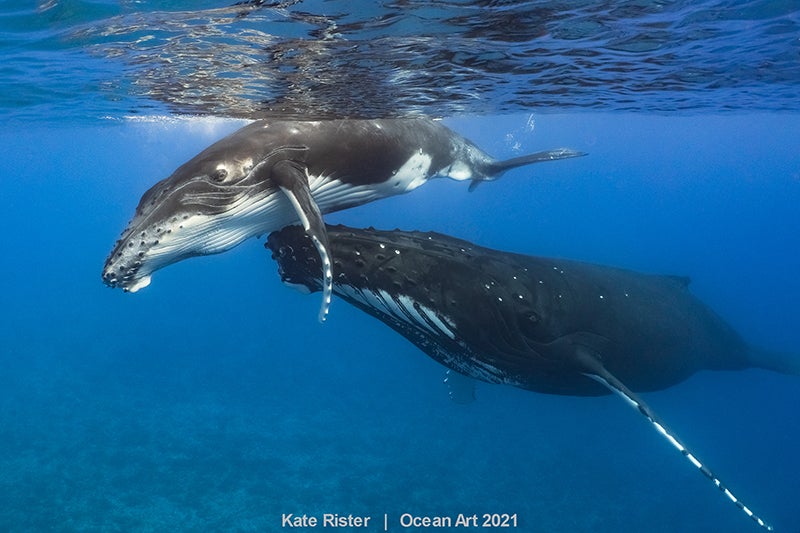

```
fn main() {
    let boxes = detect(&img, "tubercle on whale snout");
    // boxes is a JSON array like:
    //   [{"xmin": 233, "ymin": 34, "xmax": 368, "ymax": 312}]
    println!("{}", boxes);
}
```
[
  {"xmin": 266, "ymin": 229, "xmax": 324, "ymax": 292},
  {"xmin": 101, "ymin": 263, "xmax": 150, "ymax": 292},
  {"xmin": 101, "ymin": 263, "xmax": 134, "ymax": 290},
  {"xmin": 101, "ymin": 250, "xmax": 123, "ymax": 288},
  {"xmin": 101, "ymin": 236, "xmax": 146, "ymax": 291},
  {"xmin": 102, "ymin": 222, "xmax": 138, "ymax": 287},
  {"xmin": 103, "ymin": 211, "xmax": 176, "ymax": 291}
]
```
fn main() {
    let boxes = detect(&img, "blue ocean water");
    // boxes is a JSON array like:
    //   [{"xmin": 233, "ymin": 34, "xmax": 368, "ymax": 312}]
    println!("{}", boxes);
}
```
[{"xmin": 1, "ymin": 2, "xmax": 799, "ymax": 533}]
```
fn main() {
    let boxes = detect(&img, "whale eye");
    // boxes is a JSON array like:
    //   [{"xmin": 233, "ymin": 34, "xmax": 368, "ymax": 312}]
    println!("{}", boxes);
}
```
[{"xmin": 211, "ymin": 168, "xmax": 228, "ymax": 182}]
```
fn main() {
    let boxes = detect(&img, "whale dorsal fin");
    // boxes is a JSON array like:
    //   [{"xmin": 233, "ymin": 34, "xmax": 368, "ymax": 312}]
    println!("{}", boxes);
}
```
[
  {"xmin": 562, "ymin": 337, "xmax": 773, "ymax": 531},
  {"xmin": 270, "ymin": 158, "xmax": 333, "ymax": 322}
]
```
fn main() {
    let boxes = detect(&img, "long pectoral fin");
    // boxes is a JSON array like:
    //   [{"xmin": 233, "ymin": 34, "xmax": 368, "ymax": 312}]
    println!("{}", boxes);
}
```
[
  {"xmin": 568, "ymin": 340, "xmax": 772, "ymax": 531},
  {"xmin": 271, "ymin": 159, "xmax": 333, "ymax": 323}
]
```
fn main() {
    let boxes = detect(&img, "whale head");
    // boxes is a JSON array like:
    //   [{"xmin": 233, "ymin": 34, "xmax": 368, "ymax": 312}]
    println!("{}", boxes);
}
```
[{"xmin": 102, "ymin": 123, "xmax": 304, "ymax": 292}]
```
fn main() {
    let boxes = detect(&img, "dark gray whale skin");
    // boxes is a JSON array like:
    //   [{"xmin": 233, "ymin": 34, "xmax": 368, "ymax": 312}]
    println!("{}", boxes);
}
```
[
  {"xmin": 266, "ymin": 225, "xmax": 792, "ymax": 396},
  {"xmin": 267, "ymin": 224, "xmax": 794, "ymax": 531}
]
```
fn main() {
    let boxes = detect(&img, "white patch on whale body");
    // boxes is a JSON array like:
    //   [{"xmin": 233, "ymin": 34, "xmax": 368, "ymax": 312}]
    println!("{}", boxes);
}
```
[
  {"xmin": 305, "ymin": 151, "xmax": 436, "ymax": 213},
  {"xmin": 395, "ymin": 151, "xmax": 433, "ymax": 191},
  {"xmin": 333, "ymin": 284, "xmax": 512, "ymax": 386},
  {"xmin": 335, "ymin": 285, "xmax": 456, "ymax": 341},
  {"xmin": 421, "ymin": 307, "xmax": 458, "ymax": 340},
  {"xmin": 440, "ymin": 160, "xmax": 473, "ymax": 181},
  {"xmin": 397, "ymin": 294, "xmax": 451, "ymax": 339}
]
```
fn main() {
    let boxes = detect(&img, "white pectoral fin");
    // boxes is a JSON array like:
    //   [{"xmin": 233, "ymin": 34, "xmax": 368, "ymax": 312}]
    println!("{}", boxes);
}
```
[
  {"xmin": 580, "ymin": 356, "xmax": 772, "ymax": 531},
  {"xmin": 272, "ymin": 159, "xmax": 333, "ymax": 323}
]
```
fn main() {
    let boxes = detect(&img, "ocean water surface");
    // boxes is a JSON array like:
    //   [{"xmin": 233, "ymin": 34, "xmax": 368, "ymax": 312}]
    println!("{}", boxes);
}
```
[{"xmin": 1, "ymin": 2, "xmax": 799, "ymax": 532}]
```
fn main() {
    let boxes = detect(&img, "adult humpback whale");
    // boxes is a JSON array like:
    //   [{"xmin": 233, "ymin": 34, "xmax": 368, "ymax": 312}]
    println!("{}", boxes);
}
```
[
  {"xmin": 268, "ymin": 224, "xmax": 799, "ymax": 531},
  {"xmin": 101, "ymin": 118, "xmax": 584, "ymax": 321}
]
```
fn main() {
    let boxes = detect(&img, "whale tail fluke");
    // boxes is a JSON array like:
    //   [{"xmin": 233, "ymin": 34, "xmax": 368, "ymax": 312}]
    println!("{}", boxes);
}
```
[
  {"xmin": 748, "ymin": 346, "xmax": 800, "ymax": 376},
  {"xmin": 469, "ymin": 148, "xmax": 586, "ymax": 191}
]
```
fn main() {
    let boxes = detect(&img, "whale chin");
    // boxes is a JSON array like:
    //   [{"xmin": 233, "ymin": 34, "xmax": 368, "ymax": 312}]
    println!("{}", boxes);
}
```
[{"xmin": 124, "ymin": 275, "xmax": 152, "ymax": 293}]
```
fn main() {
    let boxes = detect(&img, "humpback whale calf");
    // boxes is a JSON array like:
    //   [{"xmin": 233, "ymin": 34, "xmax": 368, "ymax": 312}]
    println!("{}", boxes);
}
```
[
  {"xmin": 101, "ymin": 118, "xmax": 584, "ymax": 321},
  {"xmin": 268, "ymin": 224, "xmax": 800, "ymax": 531}
]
